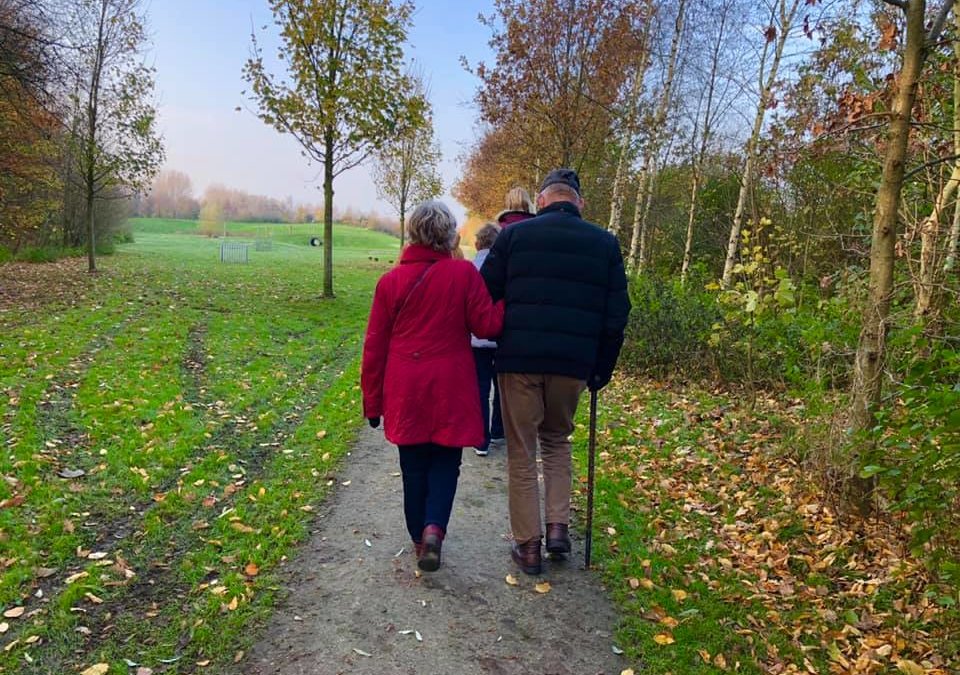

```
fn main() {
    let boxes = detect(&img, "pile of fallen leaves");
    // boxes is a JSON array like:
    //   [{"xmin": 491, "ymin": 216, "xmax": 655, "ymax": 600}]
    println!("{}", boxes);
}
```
[{"xmin": 581, "ymin": 377, "xmax": 958, "ymax": 674}]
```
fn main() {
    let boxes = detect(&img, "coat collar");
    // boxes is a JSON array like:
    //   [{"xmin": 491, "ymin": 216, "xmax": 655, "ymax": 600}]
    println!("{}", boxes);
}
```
[
  {"xmin": 537, "ymin": 201, "xmax": 581, "ymax": 218},
  {"xmin": 400, "ymin": 244, "xmax": 453, "ymax": 264}
]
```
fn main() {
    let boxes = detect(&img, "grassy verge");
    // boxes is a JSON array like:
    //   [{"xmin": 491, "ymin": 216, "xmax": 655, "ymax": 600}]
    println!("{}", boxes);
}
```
[
  {"xmin": 0, "ymin": 219, "xmax": 390, "ymax": 673},
  {"xmin": 574, "ymin": 377, "xmax": 959, "ymax": 674}
]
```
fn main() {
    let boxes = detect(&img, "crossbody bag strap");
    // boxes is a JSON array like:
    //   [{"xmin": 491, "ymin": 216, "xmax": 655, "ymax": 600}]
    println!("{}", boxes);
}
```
[{"xmin": 393, "ymin": 261, "xmax": 437, "ymax": 324}]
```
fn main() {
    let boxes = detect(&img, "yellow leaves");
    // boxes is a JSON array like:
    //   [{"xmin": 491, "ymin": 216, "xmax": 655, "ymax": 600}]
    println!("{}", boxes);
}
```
[
  {"xmin": 620, "ymin": 670, "xmax": 635, "ymax": 675},
  {"xmin": 81, "ymin": 666, "xmax": 110, "ymax": 675},
  {"xmin": 652, "ymin": 633, "xmax": 675, "ymax": 645},
  {"xmin": 227, "ymin": 596, "xmax": 239, "ymax": 611},
  {"xmin": 628, "ymin": 577, "xmax": 640, "ymax": 589},
  {"xmin": 230, "ymin": 522, "xmax": 255, "ymax": 534},
  {"xmin": 534, "ymin": 582, "xmax": 552, "ymax": 594},
  {"xmin": 2, "ymin": 606, "xmax": 24, "ymax": 619},
  {"xmin": 505, "ymin": 574, "xmax": 519, "ymax": 586},
  {"xmin": 671, "ymin": 588, "xmax": 688, "ymax": 603},
  {"xmin": 895, "ymin": 660, "xmax": 927, "ymax": 675}
]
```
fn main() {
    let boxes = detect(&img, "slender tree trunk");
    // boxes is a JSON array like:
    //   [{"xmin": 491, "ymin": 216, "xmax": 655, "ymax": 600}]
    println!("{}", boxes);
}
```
[
  {"xmin": 944, "ymin": 2, "xmax": 960, "ymax": 273},
  {"xmin": 399, "ymin": 201, "xmax": 405, "ymax": 249},
  {"xmin": 84, "ymin": 0, "xmax": 108, "ymax": 273},
  {"xmin": 323, "ymin": 127, "xmax": 335, "ymax": 298},
  {"xmin": 683, "ymin": 3, "xmax": 728, "ymax": 284},
  {"xmin": 721, "ymin": 0, "xmax": 800, "ymax": 288},
  {"xmin": 627, "ymin": 0, "xmax": 686, "ymax": 272},
  {"xmin": 608, "ymin": 43, "xmax": 651, "ymax": 237},
  {"xmin": 914, "ymin": 164, "xmax": 959, "ymax": 323},
  {"xmin": 850, "ymin": 0, "xmax": 928, "ymax": 508}
]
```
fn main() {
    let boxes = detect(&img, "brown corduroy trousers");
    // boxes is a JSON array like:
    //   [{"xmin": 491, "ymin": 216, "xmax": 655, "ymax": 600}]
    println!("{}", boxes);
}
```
[{"xmin": 497, "ymin": 373, "xmax": 586, "ymax": 544}]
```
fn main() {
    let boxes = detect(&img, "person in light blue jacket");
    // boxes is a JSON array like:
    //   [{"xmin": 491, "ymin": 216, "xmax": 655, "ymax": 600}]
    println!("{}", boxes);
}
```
[{"xmin": 471, "ymin": 223, "xmax": 504, "ymax": 456}]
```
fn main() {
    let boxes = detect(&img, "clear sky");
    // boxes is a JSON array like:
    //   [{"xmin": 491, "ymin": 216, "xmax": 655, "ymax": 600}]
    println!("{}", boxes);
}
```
[{"xmin": 148, "ymin": 1, "xmax": 496, "ymax": 221}]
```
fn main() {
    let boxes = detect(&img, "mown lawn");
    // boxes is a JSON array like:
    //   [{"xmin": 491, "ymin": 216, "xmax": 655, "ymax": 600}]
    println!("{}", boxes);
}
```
[{"xmin": 0, "ymin": 220, "xmax": 398, "ymax": 673}]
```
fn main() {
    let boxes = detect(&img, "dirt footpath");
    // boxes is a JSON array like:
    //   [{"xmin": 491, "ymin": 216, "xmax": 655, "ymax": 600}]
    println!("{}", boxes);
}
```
[{"xmin": 243, "ymin": 426, "xmax": 626, "ymax": 675}]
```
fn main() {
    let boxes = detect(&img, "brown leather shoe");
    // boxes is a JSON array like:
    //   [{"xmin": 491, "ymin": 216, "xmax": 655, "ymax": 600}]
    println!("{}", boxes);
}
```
[
  {"xmin": 511, "ymin": 538, "xmax": 542, "ymax": 575},
  {"xmin": 546, "ymin": 523, "xmax": 571, "ymax": 557},
  {"xmin": 418, "ymin": 524, "xmax": 444, "ymax": 572}
]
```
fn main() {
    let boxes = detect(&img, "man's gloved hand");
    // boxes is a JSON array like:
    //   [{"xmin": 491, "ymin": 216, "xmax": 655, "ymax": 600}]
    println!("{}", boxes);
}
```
[
  {"xmin": 588, "ymin": 373, "xmax": 611, "ymax": 393},
  {"xmin": 368, "ymin": 417, "xmax": 381, "ymax": 429}
]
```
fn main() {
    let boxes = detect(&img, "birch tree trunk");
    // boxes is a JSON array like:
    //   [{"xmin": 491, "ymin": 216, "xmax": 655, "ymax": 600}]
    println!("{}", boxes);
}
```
[
  {"xmin": 683, "ymin": 2, "xmax": 731, "ymax": 284},
  {"xmin": 627, "ymin": 0, "xmax": 686, "ymax": 272},
  {"xmin": 914, "ymin": 0, "xmax": 960, "ymax": 325},
  {"xmin": 720, "ymin": 0, "xmax": 801, "ymax": 288},
  {"xmin": 943, "ymin": 2, "xmax": 960, "ymax": 273}
]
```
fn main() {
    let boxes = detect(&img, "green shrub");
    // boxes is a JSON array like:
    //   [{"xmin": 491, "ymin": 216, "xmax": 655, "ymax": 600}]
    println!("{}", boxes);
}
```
[
  {"xmin": 0, "ymin": 245, "xmax": 12, "ymax": 264},
  {"xmin": 862, "ymin": 338, "xmax": 960, "ymax": 580},
  {"xmin": 620, "ymin": 272, "xmax": 720, "ymax": 378},
  {"xmin": 14, "ymin": 246, "xmax": 82, "ymax": 263}
]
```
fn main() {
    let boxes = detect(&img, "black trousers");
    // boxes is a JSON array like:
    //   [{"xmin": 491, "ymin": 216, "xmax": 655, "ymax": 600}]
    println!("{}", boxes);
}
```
[{"xmin": 397, "ymin": 444, "xmax": 463, "ymax": 542}]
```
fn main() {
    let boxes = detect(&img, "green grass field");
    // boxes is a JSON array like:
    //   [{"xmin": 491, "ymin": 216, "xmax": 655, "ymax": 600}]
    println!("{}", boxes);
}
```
[{"xmin": 0, "ymin": 219, "xmax": 398, "ymax": 673}]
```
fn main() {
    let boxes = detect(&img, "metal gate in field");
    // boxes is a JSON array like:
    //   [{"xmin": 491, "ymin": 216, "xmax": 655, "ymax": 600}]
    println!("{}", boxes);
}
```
[{"xmin": 219, "ymin": 241, "xmax": 250, "ymax": 263}]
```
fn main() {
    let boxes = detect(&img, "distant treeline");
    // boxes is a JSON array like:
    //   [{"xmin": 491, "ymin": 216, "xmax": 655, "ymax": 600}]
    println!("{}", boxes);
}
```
[{"xmin": 130, "ymin": 169, "xmax": 402, "ymax": 235}]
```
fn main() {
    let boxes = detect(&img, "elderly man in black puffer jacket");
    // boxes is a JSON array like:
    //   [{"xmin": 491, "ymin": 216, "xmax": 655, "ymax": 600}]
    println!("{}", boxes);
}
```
[{"xmin": 481, "ymin": 168, "xmax": 630, "ymax": 575}]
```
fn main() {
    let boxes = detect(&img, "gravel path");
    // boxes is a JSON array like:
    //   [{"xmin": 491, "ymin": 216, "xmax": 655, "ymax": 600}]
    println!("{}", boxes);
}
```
[{"xmin": 244, "ymin": 426, "xmax": 626, "ymax": 675}]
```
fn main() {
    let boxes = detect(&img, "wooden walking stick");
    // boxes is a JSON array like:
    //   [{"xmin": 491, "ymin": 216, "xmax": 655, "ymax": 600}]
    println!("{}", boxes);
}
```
[{"xmin": 584, "ymin": 389, "xmax": 598, "ymax": 569}]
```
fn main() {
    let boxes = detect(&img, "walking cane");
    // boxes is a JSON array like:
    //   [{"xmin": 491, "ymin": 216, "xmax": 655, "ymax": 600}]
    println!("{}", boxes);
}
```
[{"xmin": 584, "ymin": 389, "xmax": 598, "ymax": 569}]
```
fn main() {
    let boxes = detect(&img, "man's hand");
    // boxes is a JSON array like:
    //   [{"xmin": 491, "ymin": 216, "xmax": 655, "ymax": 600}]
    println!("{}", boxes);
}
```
[
  {"xmin": 588, "ymin": 374, "xmax": 610, "ymax": 392},
  {"xmin": 368, "ymin": 417, "xmax": 381, "ymax": 429}
]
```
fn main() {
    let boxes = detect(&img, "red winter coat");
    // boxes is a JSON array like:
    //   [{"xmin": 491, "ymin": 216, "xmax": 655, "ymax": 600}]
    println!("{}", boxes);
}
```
[{"xmin": 361, "ymin": 244, "xmax": 504, "ymax": 448}]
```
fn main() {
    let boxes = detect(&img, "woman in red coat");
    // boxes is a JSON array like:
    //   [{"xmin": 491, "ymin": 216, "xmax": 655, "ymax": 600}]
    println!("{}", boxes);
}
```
[{"xmin": 361, "ymin": 200, "xmax": 503, "ymax": 572}]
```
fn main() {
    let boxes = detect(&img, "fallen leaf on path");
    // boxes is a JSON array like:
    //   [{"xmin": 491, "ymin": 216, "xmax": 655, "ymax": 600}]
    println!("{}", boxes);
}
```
[
  {"xmin": 0, "ymin": 623, "xmax": 7, "ymax": 633},
  {"xmin": 534, "ymin": 582, "xmax": 552, "ymax": 594},
  {"xmin": 341, "ymin": 480, "xmax": 351, "ymax": 486},
  {"xmin": 671, "ymin": 589, "xmax": 688, "ymax": 602},
  {"xmin": 58, "ymin": 468, "xmax": 85, "ymax": 479},
  {"xmin": 88, "ymin": 551, "xmax": 108, "ymax": 560},
  {"xmin": 611, "ymin": 645, "xmax": 624, "ymax": 655},
  {"xmin": 227, "ymin": 596, "xmax": 238, "ymax": 611},
  {"xmin": 621, "ymin": 670, "xmax": 635, "ymax": 675},
  {"xmin": 231, "ymin": 522, "xmax": 255, "ymax": 534},
  {"xmin": 415, "ymin": 630, "xmax": 422, "ymax": 642},
  {"xmin": 364, "ymin": 539, "xmax": 372, "ymax": 547},
  {"xmin": 505, "ymin": 574, "xmax": 519, "ymax": 586},
  {"xmin": 390, "ymin": 472, "xmax": 401, "ymax": 477},
  {"xmin": 2, "ymin": 607, "xmax": 24, "ymax": 619},
  {"xmin": 196, "ymin": 659, "xmax": 211, "ymax": 666},
  {"xmin": 80, "ymin": 665, "xmax": 109, "ymax": 675},
  {"xmin": 65, "ymin": 571, "xmax": 88, "ymax": 584},
  {"xmin": 698, "ymin": 650, "xmax": 711, "ymax": 663},
  {"xmin": 34, "ymin": 567, "xmax": 56, "ymax": 578},
  {"xmin": 244, "ymin": 563, "xmax": 259, "ymax": 577},
  {"xmin": 352, "ymin": 648, "xmax": 372, "ymax": 657},
  {"xmin": 84, "ymin": 592, "xmax": 103, "ymax": 604},
  {"xmin": 653, "ymin": 633, "xmax": 675, "ymax": 645},
  {"xmin": 628, "ymin": 578, "xmax": 640, "ymax": 589}
]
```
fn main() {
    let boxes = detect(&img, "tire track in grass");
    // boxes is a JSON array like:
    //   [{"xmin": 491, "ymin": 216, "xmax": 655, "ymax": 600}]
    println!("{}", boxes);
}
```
[{"xmin": 9, "ymin": 356, "xmax": 361, "ymax": 674}]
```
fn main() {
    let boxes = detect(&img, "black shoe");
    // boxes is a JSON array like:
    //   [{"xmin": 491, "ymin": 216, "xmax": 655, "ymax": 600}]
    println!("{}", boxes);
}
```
[{"xmin": 418, "ymin": 524, "xmax": 444, "ymax": 572}]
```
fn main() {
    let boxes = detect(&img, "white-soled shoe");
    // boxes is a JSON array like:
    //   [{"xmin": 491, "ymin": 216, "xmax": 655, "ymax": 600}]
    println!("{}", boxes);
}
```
[{"xmin": 474, "ymin": 447, "xmax": 489, "ymax": 456}]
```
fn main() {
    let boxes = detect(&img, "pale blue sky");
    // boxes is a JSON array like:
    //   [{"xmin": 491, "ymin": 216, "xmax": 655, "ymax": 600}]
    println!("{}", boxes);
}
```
[{"xmin": 148, "ymin": 1, "xmax": 496, "ymax": 220}]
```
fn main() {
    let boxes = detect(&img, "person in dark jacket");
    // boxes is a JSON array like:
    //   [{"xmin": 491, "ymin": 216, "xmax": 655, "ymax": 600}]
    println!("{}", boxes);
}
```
[
  {"xmin": 481, "ymin": 168, "xmax": 630, "ymax": 575},
  {"xmin": 496, "ymin": 187, "xmax": 536, "ymax": 229},
  {"xmin": 362, "ymin": 201, "xmax": 504, "ymax": 572}
]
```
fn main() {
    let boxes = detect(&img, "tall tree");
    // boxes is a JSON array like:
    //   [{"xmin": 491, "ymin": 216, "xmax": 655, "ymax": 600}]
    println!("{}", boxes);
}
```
[
  {"xmin": 244, "ymin": 0, "xmax": 419, "ymax": 297},
  {"xmin": 720, "ymin": 0, "xmax": 803, "ymax": 288},
  {"xmin": 850, "ymin": 0, "xmax": 953, "ymax": 507},
  {"xmin": 459, "ymin": 0, "xmax": 647, "ymax": 224},
  {"xmin": 372, "ymin": 74, "xmax": 442, "ymax": 248},
  {"xmin": 627, "ymin": 0, "xmax": 687, "ymax": 272},
  {"xmin": 681, "ymin": 0, "xmax": 734, "ymax": 284},
  {"xmin": 65, "ymin": 0, "xmax": 164, "ymax": 273}
]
